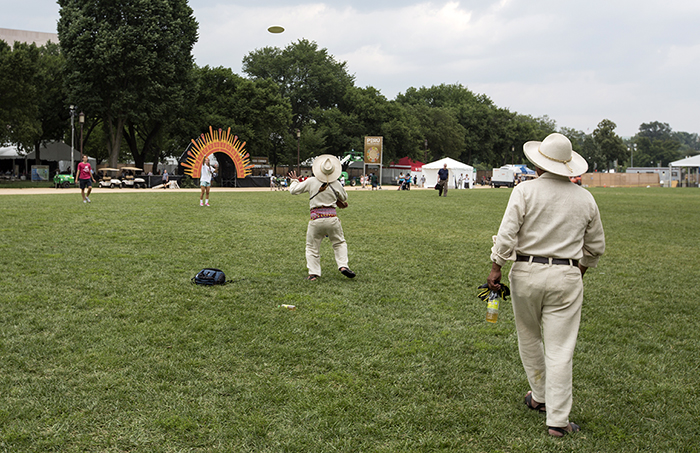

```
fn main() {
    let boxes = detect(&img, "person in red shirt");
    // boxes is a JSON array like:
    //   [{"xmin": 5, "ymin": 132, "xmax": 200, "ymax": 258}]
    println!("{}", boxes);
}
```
[{"xmin": 76, "ymin": 155, "xmax": 96, "ymax": 203}]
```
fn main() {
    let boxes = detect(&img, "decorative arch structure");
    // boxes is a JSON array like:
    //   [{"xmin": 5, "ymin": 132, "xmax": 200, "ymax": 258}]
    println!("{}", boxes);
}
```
[{"xmin": 181, "ymin": 126, "xmax": 253, "ymax": 178}]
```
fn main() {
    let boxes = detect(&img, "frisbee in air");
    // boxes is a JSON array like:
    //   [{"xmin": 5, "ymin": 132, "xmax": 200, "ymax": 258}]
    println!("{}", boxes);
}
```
[{"xmin": 268, "ymin": 26, "xmax": 285, "ymax": 34}]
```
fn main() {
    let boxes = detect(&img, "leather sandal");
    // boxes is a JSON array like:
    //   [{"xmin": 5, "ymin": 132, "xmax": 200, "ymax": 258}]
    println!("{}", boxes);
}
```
[
  {"xmin": 548, "ymin": 422, "xmax": 580, "ymax": 437},
  {"xmin": 339, "ymin": 267, "xmax": 356, "ymax": 278},
  {"xmin": 524, "ymin": 391, "xmax": 546, "ymax": 413},
  {"xmin": 305, "ymin": 275, "xmax": 319, "ymax": 281}
]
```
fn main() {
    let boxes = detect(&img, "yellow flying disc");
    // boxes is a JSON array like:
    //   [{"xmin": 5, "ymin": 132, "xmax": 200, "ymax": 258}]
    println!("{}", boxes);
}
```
[{"xmin": 268, "ymin": 26, "xmax": 285, "ymax": 34}]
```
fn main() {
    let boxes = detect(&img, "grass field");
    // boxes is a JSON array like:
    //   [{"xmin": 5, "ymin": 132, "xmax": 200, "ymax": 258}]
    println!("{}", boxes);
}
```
[{"xmin": 1, "ymin": 186, "xmax": 699, "ymax": 452}]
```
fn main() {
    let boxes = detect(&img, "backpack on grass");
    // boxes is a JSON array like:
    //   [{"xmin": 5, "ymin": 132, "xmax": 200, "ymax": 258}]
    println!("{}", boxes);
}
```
[{"xmin": 192, "ymin": 268, "xmax": 227, "ymax": 285}]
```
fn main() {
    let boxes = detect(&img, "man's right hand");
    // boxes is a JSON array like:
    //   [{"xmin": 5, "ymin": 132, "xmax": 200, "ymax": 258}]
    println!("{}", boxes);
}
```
[
  {"xmin": 288, "ymin": 171, "xmax": 298, "ymax": 180},
  {"xmin": 487, "ymin": 263, "xmax": 502, "ymax": 291}
]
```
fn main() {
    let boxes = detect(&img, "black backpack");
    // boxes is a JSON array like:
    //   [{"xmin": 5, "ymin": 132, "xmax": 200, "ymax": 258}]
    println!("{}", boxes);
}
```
[{"xmin": 192, "ymin": 268, "xmax": 227, "ymax": 285}]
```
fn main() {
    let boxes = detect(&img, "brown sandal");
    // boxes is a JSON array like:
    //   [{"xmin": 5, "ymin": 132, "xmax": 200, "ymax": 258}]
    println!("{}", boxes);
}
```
[{"xmin": 548, "ymin": 422, "xmax": 580, "ymax": 437}]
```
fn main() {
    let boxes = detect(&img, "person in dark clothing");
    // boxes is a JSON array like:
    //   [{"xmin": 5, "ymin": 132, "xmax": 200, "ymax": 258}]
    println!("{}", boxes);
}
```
[{"xmin": 437, "ymin": 163, "xmax": 449, "ymax": 196}]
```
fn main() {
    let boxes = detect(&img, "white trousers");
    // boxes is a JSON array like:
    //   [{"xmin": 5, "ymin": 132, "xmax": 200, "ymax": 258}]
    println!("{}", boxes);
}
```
[
  {"xmin": 509, "ymin": 261, "xmax": 583, "ymax": 428},
  {"xmin": 305, "ymin": 217, "xmax": 348, "ymax": 276}
]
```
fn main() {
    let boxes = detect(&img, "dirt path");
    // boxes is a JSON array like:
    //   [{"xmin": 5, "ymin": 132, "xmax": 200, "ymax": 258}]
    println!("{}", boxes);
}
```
[
  {"xmin": 0, "ymin": 185, "xmax": 483, "ymax": 196},
  {"xmin": 0, "ymin": 187, "xmax": 278, "ymax": 195}
]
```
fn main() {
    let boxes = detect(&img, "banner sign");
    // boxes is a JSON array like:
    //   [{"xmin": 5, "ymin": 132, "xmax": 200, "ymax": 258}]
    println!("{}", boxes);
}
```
[{"xmin": 364, "ymin": 136, "xmax": 383, "ymax": 164}]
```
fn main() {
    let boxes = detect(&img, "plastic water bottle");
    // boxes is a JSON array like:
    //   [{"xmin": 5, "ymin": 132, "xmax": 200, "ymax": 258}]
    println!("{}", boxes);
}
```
[
  {"xmin": 485, "ymin": 291, "xmax": 501, "ymax": 323},
  {"xmin": 279, "ymin": 304, "xmax": 296, "ymax": 310}
]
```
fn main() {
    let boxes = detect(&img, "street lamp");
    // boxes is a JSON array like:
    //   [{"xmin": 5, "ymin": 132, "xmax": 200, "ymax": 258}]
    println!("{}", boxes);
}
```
[
  {"xmin": 70, "ymin": 105, "xmax": 76, "ymax": 175},
  {"xmin": 79, "ymin": 112, "xmax": 85, "ymax": 159},
  {"xmin": 296, "ymin": 129, "xmax": 301, "ymax": 174}
]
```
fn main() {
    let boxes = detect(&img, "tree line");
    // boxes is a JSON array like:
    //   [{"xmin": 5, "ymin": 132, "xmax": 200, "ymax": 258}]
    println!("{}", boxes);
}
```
[{"xmin": 2, "ymin": 0, "xmax": 698, "ymax": 173}]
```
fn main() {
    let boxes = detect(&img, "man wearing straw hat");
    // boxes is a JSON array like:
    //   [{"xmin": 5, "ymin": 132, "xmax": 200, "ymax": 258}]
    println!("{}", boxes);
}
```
[
  {"xmin": 288, "ymin": 155, "xmax": 356, "ymax": 281},
  {"xmin": 486, "ymin": 133, "xmax": 605, "ymax": 437}
]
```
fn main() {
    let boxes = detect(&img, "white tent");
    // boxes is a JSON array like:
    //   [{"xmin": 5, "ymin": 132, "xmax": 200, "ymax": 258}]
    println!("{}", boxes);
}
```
[
  {"xmin": 1, "ymin": 143, "xmax": 88, "ymax": 175},
  {"xmin": 0, "ymin": 146, "xmax": 23, "ymax": 159},
  {"xmin": 422, "ymin": 157, "xmax": 476, "ymax": 189},
  {"xmin": 670, "ymin": 154, "xmax": 700, "ymax": 167},
  {"xmin": 670, "ymin": 154, "xmax": 700, "ymax": 188}
]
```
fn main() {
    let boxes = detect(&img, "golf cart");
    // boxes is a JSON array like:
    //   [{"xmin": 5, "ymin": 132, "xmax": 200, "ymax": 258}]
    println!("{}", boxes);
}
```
[
  {"xmin": 120, "ymin": 166, "xmax": 147, "ymax": 189},
  {"xmin": 53, "ymin": 171, "xmax": 75, "ymax": 188},
  {"xmin": 97, "ymin": 168, "xmax": 123, "ymax": 188}
]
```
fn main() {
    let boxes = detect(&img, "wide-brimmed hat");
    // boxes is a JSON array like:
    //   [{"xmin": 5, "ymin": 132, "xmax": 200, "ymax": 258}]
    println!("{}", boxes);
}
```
[
  {"xmin": 312, "ymin": 154, "xmax": 342, "ymax": 183},
  {"xmin": 523, "ymin": 133, "xmax": 588, "ymax": 177}
]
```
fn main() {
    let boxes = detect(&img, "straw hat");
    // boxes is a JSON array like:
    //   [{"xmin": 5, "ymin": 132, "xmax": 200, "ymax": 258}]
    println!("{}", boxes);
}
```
[
  {"xmin": 523, "ymin": 133, "xmax": 588, "ymax": 177},
  {"xmin": 312, "ymin": 154, "xmax": 342, "ymax": 183}
]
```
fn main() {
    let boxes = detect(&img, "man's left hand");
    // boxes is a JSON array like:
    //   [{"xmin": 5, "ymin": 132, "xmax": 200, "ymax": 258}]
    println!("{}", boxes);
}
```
[{"xmin": 578, "ymin": 263, "xmax": 588, "ymax": 277}]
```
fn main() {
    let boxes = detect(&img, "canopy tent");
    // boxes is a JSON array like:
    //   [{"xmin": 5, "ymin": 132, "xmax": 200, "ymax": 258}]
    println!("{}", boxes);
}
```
[
  {"xmin": 511, "ymin": 164, "xmax": 536, "ymax": 175},
  {"xmin": 0, "ymin": 146, "xmax": 23, "ymax": 159},
  {"xmin": 670, "ymin": 154, "xmax": 700, "ymax": 188},
  {"xmin": 670, "ymin": 154, "xmax": 700, "ymax": 167},
  {"xmin": 1, "ymin": 143, "xmax": 89, "ymax": 175},
  {"xmin": 389, "ymin": 157, "xmax": 425, "ymax": 172},
  {"xmin": 422, "ymin": 157, "xmax": 476, "ymax": 189}
]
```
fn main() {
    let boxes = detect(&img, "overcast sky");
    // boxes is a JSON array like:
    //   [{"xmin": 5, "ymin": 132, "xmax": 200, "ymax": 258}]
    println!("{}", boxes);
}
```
[{"xmin": 2, "ymin": 0, "xmax": 699, "ymax": 137}]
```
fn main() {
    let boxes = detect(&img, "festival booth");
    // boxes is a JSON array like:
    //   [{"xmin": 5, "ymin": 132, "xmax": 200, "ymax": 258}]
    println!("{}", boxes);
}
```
[
  {"xmin": 508, "ymin": 164, "xmax": 537, "ymax": 183},
  {"xmin": 389, "ymin": 157, "xmax": 424, "ymax": 172},
  {"xmin": 422, "ymin": 157, "xmax": 476, "ymax": 189},
  {"xmin": 386, "ymin": 157, "xmax": 424, "ymax": 186},
  {"xmin": 0, "ymin": 142, "xmax": 85, "ymax": 179},
  {"xmin": 511, "ymin": 164, "xmax": 536, "ymax": 176},
  {"xmin": 670, "ymin": 154, "xmax": 700, "ymax": 188}
]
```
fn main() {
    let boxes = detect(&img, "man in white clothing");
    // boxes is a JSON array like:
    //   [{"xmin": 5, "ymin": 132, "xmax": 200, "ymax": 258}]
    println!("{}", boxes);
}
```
[
  {"xmin": 487, "ymin": 133, "xmax": 605, "ymax": 437},
  {"xmin": 288, "ymin": 155, "xmax": 356, "ymax": 281}
]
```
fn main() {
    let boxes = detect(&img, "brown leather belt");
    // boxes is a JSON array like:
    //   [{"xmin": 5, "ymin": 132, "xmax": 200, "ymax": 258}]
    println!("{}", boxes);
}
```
[{"xmin": 516, "ymin": 254, "xmax": 578, "ymax": 266}]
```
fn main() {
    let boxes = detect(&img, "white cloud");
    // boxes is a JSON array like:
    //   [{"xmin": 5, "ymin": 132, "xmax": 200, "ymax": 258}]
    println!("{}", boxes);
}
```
[
  {"xmin": 144, "ymin": 1, "xmax": 700, "ymax": 135},
  {"xmin": 3, "ymin": 0, "xmax": 700, "ymax": 136}
]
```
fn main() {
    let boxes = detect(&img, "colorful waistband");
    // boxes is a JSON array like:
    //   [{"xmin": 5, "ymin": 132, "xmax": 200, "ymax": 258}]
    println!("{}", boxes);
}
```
[{"xmin": 310, "ymin": 207, "xmax": 337, "ymax": 220}]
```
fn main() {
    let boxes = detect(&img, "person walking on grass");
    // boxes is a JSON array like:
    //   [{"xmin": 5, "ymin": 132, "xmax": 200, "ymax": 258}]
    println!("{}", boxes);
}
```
[
  {"xmin": 288, "ymin": 154, "xmax": 355, "ymax": 281},
  {"xmin": 437, "ymin": 163, "xmax": 449, "ymax": 196},
  {"xmin": 486, "ymin": 133, "xmax": 605, "ymax": 437},
  {"xmin": 199, "ymin": 157, "xmax": 217, "ymax": 206},
  {"xmin": 76, "ymin": 155, "xmax": 96, "ymax": 203}
]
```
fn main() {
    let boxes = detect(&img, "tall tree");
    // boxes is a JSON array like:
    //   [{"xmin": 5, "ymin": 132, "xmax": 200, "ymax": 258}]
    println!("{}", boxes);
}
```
[
  {"xmin": 242, "ymin": 39, "xmax": 355, "ymax": 131},
  {"xmin": 673, "ymin": 131, "xmax": 700, "ymax": 155},
  {"xmin": 0, "ymin": 41, "xmax": 41, "ymax": 151},
  {"xmin": 592, "ymin": 119, "xmax": 627, "ymax": 169},
  {"xmin": 409, "ymin": 105, "xmax": 465, "ymax": 160},
  {"xmin": 632, "ymin": 122, "xmax": 682, "ymax": 167},
  {"xmin": 58, "ymin": 0, "xmax": 198, "ymax": 168},
  {"xmin": 312, "ymin": 86, "xmax": 393, "ymax": 158},
  {"xmin": 33, "ymin": 42, "xmax": 69, "ymax": 166},
  {"xmin": 169, "ymin": 65, "xmax": 292, "ymax": 171}
]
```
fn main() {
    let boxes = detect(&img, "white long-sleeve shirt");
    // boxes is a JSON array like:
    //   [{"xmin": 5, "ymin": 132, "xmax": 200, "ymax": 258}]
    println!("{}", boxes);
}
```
[
  {"xmin": 491, "ymin": 172, "xmax": 605, "ymax": 268},
  {"xmin": 289, "ymin": 177, "xmax": 348, "ymax": 209}
]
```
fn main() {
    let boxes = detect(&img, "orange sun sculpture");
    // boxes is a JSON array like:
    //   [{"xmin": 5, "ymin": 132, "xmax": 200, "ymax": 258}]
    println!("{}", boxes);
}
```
[{"xmin": 182, "ymin": 127, "xmax": 254, "ymax": 179}]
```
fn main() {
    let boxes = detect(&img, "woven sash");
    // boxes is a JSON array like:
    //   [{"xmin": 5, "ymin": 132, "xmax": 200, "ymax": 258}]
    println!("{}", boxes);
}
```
[{"xmin": 310, "ymin": 207, "xmax": 337, "ymax": 220}]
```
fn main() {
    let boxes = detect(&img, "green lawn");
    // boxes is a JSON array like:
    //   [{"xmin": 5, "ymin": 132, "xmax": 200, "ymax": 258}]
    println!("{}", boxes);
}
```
[{"xmin": 1, "ymin": 187, "xmax": 698, "ymax": 452}]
